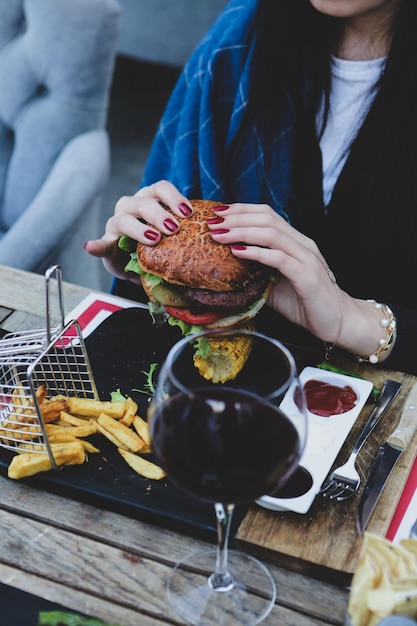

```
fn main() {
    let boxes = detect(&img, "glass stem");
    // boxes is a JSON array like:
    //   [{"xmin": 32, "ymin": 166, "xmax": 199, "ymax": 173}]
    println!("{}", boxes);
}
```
[{"xmin": 208, "ymin": 502, "xmax": 235, "ymax": 592}]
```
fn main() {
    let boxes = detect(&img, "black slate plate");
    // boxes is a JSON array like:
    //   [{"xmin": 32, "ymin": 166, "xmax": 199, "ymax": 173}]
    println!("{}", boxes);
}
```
[{"xmin": 0, "ymin": 308, "xmax": 250, "ymax": 540}]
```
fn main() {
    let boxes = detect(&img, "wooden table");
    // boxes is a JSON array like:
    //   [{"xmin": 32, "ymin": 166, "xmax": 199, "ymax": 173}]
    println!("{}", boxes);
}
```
[{"xmin": 0, "ymin": 264, "xmax": 413, "ymax": 626}]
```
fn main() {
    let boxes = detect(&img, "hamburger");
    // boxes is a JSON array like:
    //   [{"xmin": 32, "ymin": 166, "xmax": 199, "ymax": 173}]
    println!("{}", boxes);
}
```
[{"xmin": 121, "ymin": 199, "xmax": 275, "ymax": 336}]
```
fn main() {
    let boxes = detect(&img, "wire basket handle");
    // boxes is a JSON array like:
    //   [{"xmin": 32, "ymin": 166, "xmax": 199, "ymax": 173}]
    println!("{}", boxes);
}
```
[{"xmin": 45, "ymin": 265, "xmax": 65, "ymax": 342}]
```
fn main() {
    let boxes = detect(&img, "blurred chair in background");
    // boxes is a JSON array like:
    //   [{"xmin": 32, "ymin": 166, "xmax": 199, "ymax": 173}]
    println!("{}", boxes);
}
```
[{"xmin": 0, "ymin": 0, "xmax": 120, "ymax": 289}]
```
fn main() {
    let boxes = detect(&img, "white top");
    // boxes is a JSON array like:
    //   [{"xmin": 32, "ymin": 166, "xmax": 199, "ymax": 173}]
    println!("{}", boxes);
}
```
[{"xmin": 318, "ymin": 55, "xmax": 386, "ymax": 206}]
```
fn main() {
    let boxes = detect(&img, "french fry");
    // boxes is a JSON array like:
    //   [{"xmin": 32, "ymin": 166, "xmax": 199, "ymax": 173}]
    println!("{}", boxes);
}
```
[
  {"xmin": 66, "ymin": 397, "xmax": 126, "ymax": 419},
  {"xmin": 132, "ymin": 415, "xmax": 151, "ymax": 447},
  {"xmin": 97, "ymin": 412, "xmax": 146, "ymax": 452},
  {"xmin": 95, "ymin": 420, "xmax": 129, "ymax": 451},
  {"xmin": 35, "ymin": 384, "xmax": 48, "ymax": 405},
  {"xmin": 15, "ymin": 441, "xmax": 43, "ymax": 453},
  {"xmin": 47, "ymin": 432, "xmax": 78, "ymax": 444},
  {"xmin": 119, "ymin": 396, "xmax": 138, "ymax": 427},
  {"xmin": 5, "ymin": 384, "xmax": 162, "ymax": 483},
  {"xmin": 26, "ymin": 422, "xmax": 42, "ymax": 434},
  {"xmin": 118, "ymin": 448, "xmax": 165, "ymax": 480},
  {"xmin": 41, "ymin": 398, "xmax": 69, "ymax": 424},
  {"xmin": 59, "ymin": 411, "xmax": 91, "ymax": 427},
  {"xmin": 45, "ymin": 422, "xmax": 97, "ymax": 438},
  {"xmin": 92, "ymin": 422, "xmax": 122, "ymax": 450},
  {"xmin": 8, "ymin": 441, "xmax": 85, "ymax": 479},
  {"xmin": 11, "ymin": 386, "xmax": 37, "ymax": 422},
  {"xmin": 12, "ymin": 386, "xmax": 30, "ymax": 411}
]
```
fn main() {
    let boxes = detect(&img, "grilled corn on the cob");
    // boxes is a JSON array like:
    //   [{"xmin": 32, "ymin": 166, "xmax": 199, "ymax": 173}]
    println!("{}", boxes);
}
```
[{"xmin": 193, "ymin": 324, "xmax": 255, "ymax": 383}]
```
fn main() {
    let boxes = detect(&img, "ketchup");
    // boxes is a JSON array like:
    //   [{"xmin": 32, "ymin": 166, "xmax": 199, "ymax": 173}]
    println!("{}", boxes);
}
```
[{"xmin": 303, "ymin": 379, "xmax": 358, "ymax": 417}]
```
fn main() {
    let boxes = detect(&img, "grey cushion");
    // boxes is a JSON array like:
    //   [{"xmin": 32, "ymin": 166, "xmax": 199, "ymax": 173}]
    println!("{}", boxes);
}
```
[{"xmin": 0, "ymin": 0, "xmax": 120, "ymax": 288}]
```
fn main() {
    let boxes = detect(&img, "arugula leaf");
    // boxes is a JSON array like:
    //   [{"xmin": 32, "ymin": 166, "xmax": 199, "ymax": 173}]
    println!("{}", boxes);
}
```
[{"xmin": 132, "ymin": 363, "xmax": 159, "ymax": 396}]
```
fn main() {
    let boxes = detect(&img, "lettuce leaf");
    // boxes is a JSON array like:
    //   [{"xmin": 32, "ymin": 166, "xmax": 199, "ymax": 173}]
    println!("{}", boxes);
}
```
[
  {"xmin": 110, "ymin": 388, "xmax": 126, "ymax": 403},
  {"xmin": 118, "ymin": 235, "xmax": 137, "ymax": 253},
  {"xmin": 167, "ymin": 316, "xmax": 204, "ymax": 337}
]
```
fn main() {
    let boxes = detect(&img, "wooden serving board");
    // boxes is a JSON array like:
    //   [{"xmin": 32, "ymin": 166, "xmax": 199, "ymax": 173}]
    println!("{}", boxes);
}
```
[{"xmin": 235, "ymin": 363, "xmax": 417, "ymax": 586}]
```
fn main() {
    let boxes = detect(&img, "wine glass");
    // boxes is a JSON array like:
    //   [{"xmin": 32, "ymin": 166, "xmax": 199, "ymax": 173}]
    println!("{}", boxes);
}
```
[{"xmin": 148, "ymin": 328, "xmax": 307, "ymax": 625}]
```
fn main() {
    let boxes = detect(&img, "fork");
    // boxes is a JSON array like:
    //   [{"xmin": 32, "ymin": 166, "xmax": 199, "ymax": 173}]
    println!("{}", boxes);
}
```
[{"xmin": 319, "ymin": 379, "xmax": 402, "ymax": 501}]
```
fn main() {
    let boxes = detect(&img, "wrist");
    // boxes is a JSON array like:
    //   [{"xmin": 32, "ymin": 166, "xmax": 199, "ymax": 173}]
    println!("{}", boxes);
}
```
[
  {"xmin": 356, "ymin": 300, "xmax": 396, "ymax": 363},
  {"xmin": 339, "ymin": 298, "xmax": 396, "ymax": 364}
]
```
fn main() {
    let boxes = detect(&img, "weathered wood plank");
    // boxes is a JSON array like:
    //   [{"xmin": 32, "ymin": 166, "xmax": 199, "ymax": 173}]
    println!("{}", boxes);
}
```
[
  {"xmin": 0, "ymin": 563, "xmax": 161, "ymax": 626},
  {"xmin": 0, "ymin": 508, "xmax": 185, "ymax": 623},
  {"xmin": 0, "ymin": 265, "xmax": 91, "ymax": 321},
  {"xmin": 0, "ymin": 475, "xmax": 348, "ymax": 625},
  {"xmin": 0, "ymin": 306, "xmax": 12, "ymax": 324},
  {"xmin": 0, "ymin": 310, "xmax": 46, "ymax": 333}
]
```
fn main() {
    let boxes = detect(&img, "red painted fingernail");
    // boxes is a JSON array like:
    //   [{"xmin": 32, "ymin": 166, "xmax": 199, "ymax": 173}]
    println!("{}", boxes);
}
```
[
  {"xmin": 230, "ymin": 244, "xmax": 247, "ymax": 250},
  {"xmin": 206, "ymin": 216, "xmax": 224, "ymax": 225},
  {"xmin": 144, "ymin": 230, "xmax": 160, "ymax": 241},
  {"xmin": 213, "ymin": 205, "xmax": 229, "ymax": 211},
  {"xmin": 163, "ymin": 218, "xmax": 179, "ymax": 232},
  {"xmin": 179, "ymin": 202, "xmax": 193, "ymax": 216},
  {"xmin": 211, "ymin": 228, "xmax": 230, "ymax": 235},
  {"xmin": 83, "ymin": 242, "xmax": 88, "ymax": 249}
]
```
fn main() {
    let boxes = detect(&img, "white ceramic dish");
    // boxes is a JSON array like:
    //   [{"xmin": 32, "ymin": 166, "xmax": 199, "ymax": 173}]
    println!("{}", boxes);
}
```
[{"xmin": 256, "ymin": 366, "xmax": 373, "ymax": 514}]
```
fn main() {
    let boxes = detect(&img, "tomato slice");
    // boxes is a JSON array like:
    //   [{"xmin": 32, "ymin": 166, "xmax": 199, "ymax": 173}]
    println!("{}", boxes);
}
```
[{"xmin": 165, "ymin": 306, "xmax": 224, "ymax": 325}]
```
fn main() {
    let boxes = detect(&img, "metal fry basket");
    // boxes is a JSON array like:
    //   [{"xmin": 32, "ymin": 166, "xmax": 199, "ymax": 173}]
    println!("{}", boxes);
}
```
[{"xmin": 0, "ymin": 266, "xmax": 98, "ymax": 469}]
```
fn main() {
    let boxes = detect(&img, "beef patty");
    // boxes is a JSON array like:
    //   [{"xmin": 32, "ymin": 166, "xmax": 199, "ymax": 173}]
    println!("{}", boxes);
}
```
[{"xmin": 182, "ymin": 274, "xmax": 270, "ymax": 311}]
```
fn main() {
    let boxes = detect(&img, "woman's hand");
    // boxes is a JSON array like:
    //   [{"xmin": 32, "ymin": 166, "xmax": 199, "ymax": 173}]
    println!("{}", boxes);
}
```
[
  {"xmin": 206, "ymin": 202, "xmax": 386, "ymax": 358},
  {"xmin": 86, "ymin": 185, "xmax": 386, "ymax": 359},
  {"xmin": 84, "ymin": 181, "xmax": 193, "ymax": 281}
]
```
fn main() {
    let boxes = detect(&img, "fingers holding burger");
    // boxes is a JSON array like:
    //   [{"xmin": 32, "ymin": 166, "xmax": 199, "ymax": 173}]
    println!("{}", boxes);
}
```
[{"xmin": 121, "ymin": 199, "xmax": 275, "ymax": 336}]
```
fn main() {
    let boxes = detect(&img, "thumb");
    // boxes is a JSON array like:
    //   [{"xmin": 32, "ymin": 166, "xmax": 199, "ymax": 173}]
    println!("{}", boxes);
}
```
[{"xmin": 83, "ymin": 239, "xmax": 116, "ymax": 258}]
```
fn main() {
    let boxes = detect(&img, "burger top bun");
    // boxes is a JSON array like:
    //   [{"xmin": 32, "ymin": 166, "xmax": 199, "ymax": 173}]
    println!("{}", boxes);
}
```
[{"xmin": 136, "ymin": 199, "xmax": 267, "ymax": 292}]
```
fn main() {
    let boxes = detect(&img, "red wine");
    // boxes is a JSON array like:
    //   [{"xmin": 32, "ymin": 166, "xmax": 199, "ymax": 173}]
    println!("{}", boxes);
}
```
[{"xmin": 151, "ymin": 387, "xmax": 301, "ymax": 503}]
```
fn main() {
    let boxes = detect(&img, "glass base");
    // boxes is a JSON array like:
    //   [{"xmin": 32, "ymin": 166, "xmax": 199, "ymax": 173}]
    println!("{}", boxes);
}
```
[{"xmin": 167, "ymin": 548, "xmax": 276, "ymax": 625}]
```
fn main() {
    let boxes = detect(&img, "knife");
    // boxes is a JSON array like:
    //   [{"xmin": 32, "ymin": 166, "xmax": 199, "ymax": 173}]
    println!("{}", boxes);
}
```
[{"xmin": 356, "ymin": 382, "xmax": 417, "ymax": 534}]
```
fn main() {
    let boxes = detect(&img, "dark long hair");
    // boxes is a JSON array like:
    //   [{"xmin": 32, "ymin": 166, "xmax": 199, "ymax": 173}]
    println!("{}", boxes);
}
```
[
  {"xmin": 227, "ymin": 0, "xmax": 334, "ymax": 184},
  {"xmin": 228, "ymin": 0, "xmax": 417, "ymax": 302}
]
